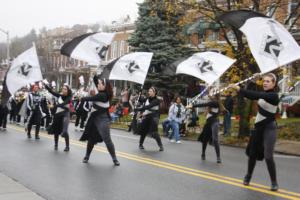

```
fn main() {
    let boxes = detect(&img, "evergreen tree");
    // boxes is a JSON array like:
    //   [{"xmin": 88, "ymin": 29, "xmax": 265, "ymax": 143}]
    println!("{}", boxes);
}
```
[{"xmin": 128, "ymin": 0, "xmax": 194, "ymax": 91}]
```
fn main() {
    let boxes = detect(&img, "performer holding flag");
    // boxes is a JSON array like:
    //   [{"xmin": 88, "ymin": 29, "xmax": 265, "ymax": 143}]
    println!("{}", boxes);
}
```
[
  {"xmin": 228, "ymin": 73, "xmax": 279, "ymax": 191},
  {"xmin": 79, "ymin": 75, "xmax": 120, "ymax": 166},
  {"xmin": 178, "ymin": 51, "xmax": 236, "ymax": 162},
  {"xmin": 187, "ymin": 89, "xmax": 222, "ymax": 163},
  {"xmin": 44, "ymin": 82, "xmax": 72, "ymax": 152},
  {"xmin": 135, "ymin": 86, "xmax": 164, "ymax": 151}
]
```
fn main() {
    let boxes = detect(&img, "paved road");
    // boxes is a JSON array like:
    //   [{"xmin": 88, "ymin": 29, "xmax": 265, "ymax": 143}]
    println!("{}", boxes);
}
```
[{"xmin": 0, "ymin": 124, "xmax": 300, "ymax": 200}]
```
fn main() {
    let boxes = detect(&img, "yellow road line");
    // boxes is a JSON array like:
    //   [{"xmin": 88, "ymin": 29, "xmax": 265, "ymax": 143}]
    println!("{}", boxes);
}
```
[{"xmin": 8, "ymin": 125, "xmax": 300, "ymax": 200}]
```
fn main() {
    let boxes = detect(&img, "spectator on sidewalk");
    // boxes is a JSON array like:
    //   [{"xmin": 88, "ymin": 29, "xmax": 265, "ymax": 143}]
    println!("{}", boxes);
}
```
[
  {"xmin": 121, "ymin": 87, "xmax": 130, "ymax": 108},
  {"xmin": 110, "ymin": 102, "xmax": 123, "ymax": 122},
  {"xmin": 168, "ymin": 96, "xmax": 186, "ymax": 144}
]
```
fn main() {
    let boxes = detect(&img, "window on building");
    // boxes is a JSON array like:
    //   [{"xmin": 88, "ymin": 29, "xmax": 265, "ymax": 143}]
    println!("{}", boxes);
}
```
[
  {"xmin": 288, "ymin": 0, "xmax": 299, "ymax": 29},
  {"xmin": 207, "ymin": 31, "xmax": 218, "ymax": 41},
  {"xmin": 111, "ymin": 41, "xmax": 118, "ymax": 59},
  {"xmin": 120, "ymin": 41, "xmax": 125, "ymax": 56},
  {"xmin": 266, "ymin": 3, "xmax": 276, "ymax": 17},
  {"xmin": 288, "ymin": 0, "xmax": 298, "ymax": 17}
]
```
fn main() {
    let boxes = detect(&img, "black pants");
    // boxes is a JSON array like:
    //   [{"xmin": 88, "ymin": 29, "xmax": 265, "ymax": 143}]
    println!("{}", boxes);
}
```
[
  {"xmin": 202, "ymin": 121, "xmax": 220, "ymax": 158},
  {"xmin": 54, "ymin": 133, "xmax": 69, "ymax": 148},
  {"xmin": 9, "ymin": 110, "xmax": 16, "ymax": 122},
  {"xmin": 0, "ymin": 107, "xmax": 8, "ymax": 128},
  {"xmin": 84, "ymin": 116, "xmax": 117, "ymax": 161},
  {"xmin": 75, "ymin": 113, "xmax": 87, "ymax": 129},
  {"xmin": 246, "ymin": 122, "xmax": 277, "ymax": 184},
  {"xmin": 139, "ymin": 115, "xmax": 162, "ymax": 148},
  {"xmin": 27, "ymin": 111, "xmax": 41, "ymax": 137}
]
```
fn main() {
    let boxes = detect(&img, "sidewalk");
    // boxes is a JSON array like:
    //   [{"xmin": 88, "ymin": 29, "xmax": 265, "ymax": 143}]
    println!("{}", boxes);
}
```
[
  {"xmin": 275, "ymin": 140, "xmax": 300, "ymax": 156},
  {"xmin": 219, "ymin": 136, "xmax": 300, "ymax": 157},
  {"xmin": 0, "ymin": 173, "xmax": 45, "ymax": 200}
]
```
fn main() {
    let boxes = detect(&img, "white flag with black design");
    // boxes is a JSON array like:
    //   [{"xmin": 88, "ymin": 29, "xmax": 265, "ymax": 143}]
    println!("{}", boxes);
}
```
[
  {"xmin": 6, "ymin": 45, "xmax": 43, "ymax": 95},
  {"xmin": 218, "ymin": 10, "xmax": 300, "ymax": 73},
  {"xmin": 100, "ymin": 52, "xmax": 153, "ymax": 85},
  {"xmin": 61, "ymin": 32, "xmax": 115, "ymax": 65},
  {"xmin": 176, "ymin": 52, "xmax": 236, "ymax": 85}
]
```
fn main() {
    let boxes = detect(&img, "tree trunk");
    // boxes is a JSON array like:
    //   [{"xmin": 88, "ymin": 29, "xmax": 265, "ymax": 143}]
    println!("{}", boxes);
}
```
[{"xmin": 238, "ymin": 95, "xmax": 253, "ymax": 137}]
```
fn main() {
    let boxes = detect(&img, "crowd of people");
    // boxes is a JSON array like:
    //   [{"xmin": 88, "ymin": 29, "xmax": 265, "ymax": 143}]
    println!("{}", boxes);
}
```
[{"xmin": 0, "ymin": 72, "xmax": 280, "ymax": 191}]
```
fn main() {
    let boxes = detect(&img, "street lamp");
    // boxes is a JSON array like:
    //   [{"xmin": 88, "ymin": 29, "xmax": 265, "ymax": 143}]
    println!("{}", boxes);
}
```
[{"xmin": 0, "ymin": 28, "xmax": 10, "ymax": 64}]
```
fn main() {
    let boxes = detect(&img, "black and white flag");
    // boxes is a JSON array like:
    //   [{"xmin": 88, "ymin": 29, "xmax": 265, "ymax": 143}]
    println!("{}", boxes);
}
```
[
  {"xmin": 6, "ymin": 45, "xmax": 42, "ymax": 95},
  {"xmin": 176, "ymin": 52, "xmax": 236, "ymax": 85},
  {"xmin": 218, "ymin": 10, "xmax": 300, "ymax": 73},
  {"xmin": 100, "ymin": 52, "xmax": 153, "ymax": 85},
  {"xmin": 61, "ymin": 32, "xmax": 115, "ymax": 65}
]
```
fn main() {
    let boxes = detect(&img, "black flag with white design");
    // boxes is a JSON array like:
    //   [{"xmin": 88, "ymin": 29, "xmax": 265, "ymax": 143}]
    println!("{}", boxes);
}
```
[
  {"xmin": 99, "ymin": 52, "xmax": 153, "ymax": 85},
  {"xmin": 218, "ymin": 10, "xmax": 300, "ymax": 73},
  {"xmin": 176, "ymin": 52, "xmax": 235, "ymax": 85},
  {"xmin": 61, "ymin": 32, "xmax": 115, "ymax": 65}
]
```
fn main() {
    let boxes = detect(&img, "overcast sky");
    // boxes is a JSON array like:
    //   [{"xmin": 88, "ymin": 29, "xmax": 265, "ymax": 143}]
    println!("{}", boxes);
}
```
[{"xmin": 0, "ymin": 0, "xmax": 144, "ymax": 42}]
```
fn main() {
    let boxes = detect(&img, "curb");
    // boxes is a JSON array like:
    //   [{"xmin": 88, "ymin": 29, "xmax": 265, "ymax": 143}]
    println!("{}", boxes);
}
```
[{"xmin": 110, "ymin": 127, "xmax": 300, "ymax": 157}]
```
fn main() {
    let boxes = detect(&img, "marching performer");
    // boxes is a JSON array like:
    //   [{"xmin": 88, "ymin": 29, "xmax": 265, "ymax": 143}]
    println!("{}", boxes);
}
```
[
  {"xmin": 80, "ymin": 75, "xmax": 120, "ymax": 166},
  {"xmin": 75, "ymin": 91, "xmax": 90, "ymax": 131},
  {"xmin": 26, "ymin": 84, "xmax": 44, "ymax": 139},
  {"xmin": 0, "ymin": 102, "xmax": 9, "ymax": 131},
  {"xmin": 187, "ymin": 89, "xmax": 222, "ymax": 163},
  {"xmin": 229, "ymin": 73, "xmax": 279, "ymax": 191},
  {"xmin": 136, "ymin": 87, "xmax": 164, "ymax": 151},
  {"xmin": 45, "ymin": 83, "xmax": 72, "ymax": 151}
]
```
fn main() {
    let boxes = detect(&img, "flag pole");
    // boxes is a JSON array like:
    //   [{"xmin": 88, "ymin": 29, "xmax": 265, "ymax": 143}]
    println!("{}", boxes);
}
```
[
  {"xmin": 189, "ymin": 87, "xmax": 208, "ymax": 104},
  {"xmin": 212, "ymin": 73, "xmax": 260, "ymax": 96}
]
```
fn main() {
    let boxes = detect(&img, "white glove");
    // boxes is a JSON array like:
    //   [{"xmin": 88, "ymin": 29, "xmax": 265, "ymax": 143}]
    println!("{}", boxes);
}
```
[{"xmin": 42, "ymin": 79, "xmax": 49, "ymax": 85}]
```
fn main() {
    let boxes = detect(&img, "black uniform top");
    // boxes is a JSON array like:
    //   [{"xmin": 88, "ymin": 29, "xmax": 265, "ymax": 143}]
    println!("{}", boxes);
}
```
[
  {"xmin": 27, "ymin": 92, "xmax": 42, "ymax": 111},
  {"xmin": 81, "ymin": 75, "xmax": 110, "ymax": 115},
  {"xmin": 45, "ymin": 85, "xmax": 72, "ymax": 112},
  {"xmin": 136, "ymin": 96, "xmax": 160, "ymax": 116},
  {"xmin": 240, "ymin": 89, "xmax": 279, "ymax": 127},
  {"xmin": 193, "ymin": 101, "xmax": 219, "ymax": 121}
]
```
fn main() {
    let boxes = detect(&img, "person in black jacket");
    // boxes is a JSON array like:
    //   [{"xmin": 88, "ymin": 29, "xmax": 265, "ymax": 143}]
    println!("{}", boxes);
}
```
[
  {"xmin": 74, "ymin": 93, "xmax": 90, "ymax": 131},
  {"xmin": 229, "ymin": 73, "xmax": 280, "ymax": 191},
  {"xmin": 0, "ymin": 103, "xmax": 9, "ymax": 131},
  {"xmin": 79, "ymin": 75, "xmax": 120, "ymax": 166},
  {"xmin": 45, "ymin": 83, "xmax": 72, "ymax": 152},
  {"xmin": 136, "ymin": 86, "xmax": 163, "ymax": 151},
  {"xmin": 187, "ymin": 92, "xmax": 222, "ymax": 163}
]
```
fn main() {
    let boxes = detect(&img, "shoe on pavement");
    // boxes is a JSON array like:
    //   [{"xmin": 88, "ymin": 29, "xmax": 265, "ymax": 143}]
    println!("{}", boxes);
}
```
[
  {"xmin": 82, "ymin": 157, "xmax": 89, "ymax": 163},
  {"xmin": 243, "ymin": 174, "xmax": 251, "ymax": 186},
  {"xmin": 139, "ymin": 144, "xmax": 144, "ymax": 149},
  {"xmin": 64, "ymin": 147, "xmax": 70, "ymax": 152},
  {"xmin": 176, "ymin": 140, "xmax": 181, "ymax": 144},
  {"xmin": 271, "ymin": 182, "xmax": 279, "ymax": 191},
  {"xmin": 201, "ymin": 154, "xmax": 206, "ymax": 160},
  {"xmin": 169, "ymin": 139, "xmax": 175, "ymax": 143},
  {"xmin": 113, "ymin": 159, "xmax": 120, "ymax": 166},
  {"xmin": 159, "ymin": 146, "xmax": 164, "ymax": 151},
  {"xmin": 217, "ymin": 157, "xmax": 222, "ymax": 164}
]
